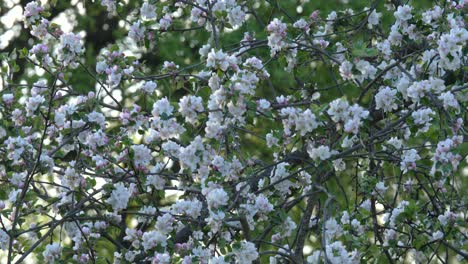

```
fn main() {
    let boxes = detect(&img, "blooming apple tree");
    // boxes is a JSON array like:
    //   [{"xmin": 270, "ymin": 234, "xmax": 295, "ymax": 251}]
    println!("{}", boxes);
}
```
[{"xmin": 0, "ymin": 0, "xmax": 467, "ymax": 263}]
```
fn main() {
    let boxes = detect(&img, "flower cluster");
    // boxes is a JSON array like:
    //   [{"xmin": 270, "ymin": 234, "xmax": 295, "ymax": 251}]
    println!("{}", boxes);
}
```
[{"xmin": 0, "ymin": 1, "xmax": 466, "ymax": 263}]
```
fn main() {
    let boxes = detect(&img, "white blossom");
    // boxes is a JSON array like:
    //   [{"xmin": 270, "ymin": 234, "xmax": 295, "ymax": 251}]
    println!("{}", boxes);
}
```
[
  {"xmin": 375, "ymin": 87, "xmax": 398, "ymax": 112},
  {"xmin": 152, "ymin": 97, "xmax": 174, "ymax": 117},
  {"xmin": 307, "ymin": 145, "xmax": 335, "ymax": 161},
  {"xmin": 400, "ymin": 149, "xmax": 420, "ymax": 172},
  {"xmin": 142, "ymin": 230, "xmax": 167, "ymax": 251},
  {"xmin": 206, "ymin": 188, "xmax": 228, "ymax": 209},
  {"xmin": 140, "ymin": 2, "xmax": 156, "ymax": 20},
  {"xmin": 141, "ymin": 81, "xmax": 157, "ymax": 94},
  {"xmin": 106, "ymin": 183, "xmax": 133, "ymax": 211},
  {"xmin": 233, "ymin": 241, "xmax": 259, "ymax": 264},
  {"xmin": 43, "ymin": 243, "xmax": 61, "ymax": 262},
  {"xmin": 0, "ymin": 230, "xmax": 10, "ymax": 250},
  {"xmin": 129, "ymin": 21, "xmax": 146, "ymax": 42}
]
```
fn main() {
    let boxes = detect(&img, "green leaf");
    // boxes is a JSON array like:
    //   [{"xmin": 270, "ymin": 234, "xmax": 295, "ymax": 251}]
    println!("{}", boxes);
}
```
[
  {"xmin": 102, "ymin": 183, "xmax": 114, "ymax": 193},
  {"xmin": 86, "ymin": 178, "xmax": 97, "ymax": 188},
  {"xmin": 110, "ymin": 44, "xmax": 119, "ymax": 52},
  {"xmin": 12, "ymin": 63, "xmax": 20, "ymax": 73},
  {"xmin": 19, "ymin": 48, "xmax": 28, "ymax": 59},
  {"xmin": 351, "ymin": 40, "xmax": 378, "ymax": 58}
]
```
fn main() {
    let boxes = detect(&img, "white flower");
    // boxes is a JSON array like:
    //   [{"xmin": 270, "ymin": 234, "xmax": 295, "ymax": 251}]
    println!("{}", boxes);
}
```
[
  {"xmin": 123, "ymin": 228, "xmax": 141, "ymax": 248},
  {"xmin": 400, "ymin": 149, "xmax": 420, "ymax": 173},
  {"xmin": 422, "ymin": 6, "xmax": 443, "ymax": 25},
  {"xmin": 376, "ymin": 40, "xmax": 392, "ymax": 57},
  {"xmin": 155, "ymin": 213, "xmax": 174, "ymax": 234},
  {"xmin": 178, "ymin": 138, "xmax": 203, "ymax": 171},
  {"xmin": 325, "ymin": 241, "xmax": 359, "ymax": 264},
  {"xmin": 106, "ymin": 182, "xmax": 133, "ymax": 211},
  {"xmin": 152, "ymin": 97, "xmax": 174, "ymax": 117},
  {"xmin": 163, "ymin": 61, "xmax": 179, "ymax": 71},
  {"xmin": 257, "ymin": 99, "xmax": 271, "ymax": 110},
  {"xmin": 394, "ymin": 5, "xmax": 413, "ymax": 22},
  {"xmin": 123, "ymin": 65, "xmax": 134, "ymax": 75},
  {"xmin": 60, "ymin": 33, "xmax": 82, "ymax": 53},
  {"xmin": 266, "ymin": 132, "xmax": 279, "ymax": 148},
  {"xmin": 142, "ymin": 230, "xmax": 167, "ymax": 251},
  {"xmin": 374, "ymin": 181, "xmax": 388, "ymax": 195},
  {"xmin": 270, "ymin": 162, "xmax": 294, "ymax": 194},
  {"xmin": 141, "ymin": 81, "xmax": 157, "ymax": 94},
  {"xmin": 396, "ymin": 75, "xmax": 410, "ymax": 99},
  {"xmin": 140, "ymin": 2, "xmax": 156, "ymax": 20},
  {"xmin": 293, "ymin": 18, "xmax": 308, "ymax": 29},
  {"xmin": 2, "ymin": 94, "xmax": 14, "ymax": 104},
  {"xmin": 87, "ymin": 111, "xmax": 106, "ymax": 128},
  {"xmin": 325, "ymin": 218, "xmax": 342, "ymax": 241},
  {"xmin": 307, "ymin": 251, "xmax": 322, "ymax": 264},
  {"xmin": 154, "ymin": 253, "xmax": 170, "ymax": 263},
  {"xmin": 26, "ymin": 95, "xmax": 45, "ymax": 116},
  {"xmin": 129, "ymin": 21, "xmax": 146, "ymax": 42},
  {"xmin": 206, "ymin": 210, "xmax": 225, "ymax": 233},
  {"xmin": 367, "ymin": 10, "xmax": 381, "ymax": 28},
  {"xmin": 438, "ymin": 211, "xmax": 457, "ymax": 226},
  {"xmin": 0, "ymin": 127, "xmax": 6, "ymax": 139},
  {"xmin": 328, "ymin": 98, "xmax": 350, "ymax": 122},
  {"xmin": 159, "ymin": 14, "xmax": 172, "ymax": 30},
  {"xmin": 438, "ymin": 92, "xmax": 459, "ymax": 110},
  {"xmin": 375, "ymin": 86, "xmax": 398, "ymax": 112},
  {"xmin": 386, "ymin": 137, "xmax": 403, "ymax": 149},
  {"xmin": 31, "ymin": 18, "xmax": 49, "ymax": 39},
  {"xmin": 96, "ymin": 61, "xmax": 108, "ymax": 73},
  {"xmin": 107, "ymin": 69, "xmax": 122, "ymax": 87},
  {"xmin": 295, "ymin": 109, "xmax": 319, "ymax": 136},
  {"xmin": 31, "ymin": 80, "xmax": 47, "ymax": 96},
  {"xmin": 341, "ymin": 135, "xmax": 358, "ymax": 148},
  {"xmin": 210, "ymin": 256, "xmax": 228, "ymax": 264},
  {"xmin": 101, "ymin": 0, "xmax": 116, "ymax": 13},
  {"xmin": 131, "ymin": 144, "xmax": 152, "ymax": 168},
  {"xmin": 11, "ymin": 172, "xmax": 27, "ymax": 187},
  {"xmin": 171, "ymin": 199, "xmax": 203, "ymax": 218},
  {"xmin": 227, "ymin": 5, "xmax": 246, "ymax": 27},
  {"xmin": 234, "ymin": 241, "xmax": 259, "ymax": 264},
  {"xmin": 199, "ymin": 44, "xmax": 211, "ymax": 57},
  {"xmin": 254, "ymin": 195, "xmax": 273, "ymax": 213},
  {"xmin": 206, "ymin": 49, "xmax": 236, "ymax": 71},
  {"xmin": 360, "ymin": 199, "xmax": 371, "ymax": 211},
  {"xmin": 24, "ymin": 1, "xmax": 43, "ymax": 24},
  {"xmin": 407, "ymin": 81, "xmax": 428, "ymax": 103},
  {"xmin": 355, "ymin": 60, "xmax": 376, "ymax": 81},
  {"xmin": 178, "ymin": 95, "xmax": 204, "ymax": 124},
  {"xmin": 333, "ymin": 159, "xmax": 346, "ymax": 171},
  {"xmin": 307, "ymin": 145, "xmax": 335, "ymax": 161},
  {"xmin": 206, "ymin": 188, "xmax": 228, "ymax": 209},
  {"xmin": 146, "ymin": 165, "xmax": 165, "ymax": 190},
  {"xmin": 388, "ymin": 24, "xmax": 402, "ymax": 45},
  {"xmin": 0, "ymin": 229, "xmax": 10, "ymax": 250},
  {"xmin": 281, "ymin": 216, "xmax": 297, "ymax": 237},
  {"xmin": 412, "ymin": 108, "xmax": 435, "ymax": 133},
  {"xmin": 267, "ymin": 18, "xmax": 288, "ymax": 56},
  {"xmin": 54, "ymin": 110, "xmax": 66, "ymax": 127},
  {"xmin": 339, "ymin": 61, "xmax": 353, "ymax": 80},
  {"xmin": 431, "ymin": 231, "xmax": 444, "ymax": 241},
  {"xmin": 43, "ymin": 243, "xmax": 61, "ymax": 262},
  {"xmin": 8, "ymin": 189, "xmax": 21, "ymax": 203}
]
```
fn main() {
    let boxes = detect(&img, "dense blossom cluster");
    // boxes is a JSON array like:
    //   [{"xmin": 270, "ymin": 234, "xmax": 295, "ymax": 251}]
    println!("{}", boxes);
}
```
[{"xmin": 0, "ymin": 0, "xmax": 466, "ymax": 263}]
